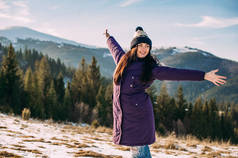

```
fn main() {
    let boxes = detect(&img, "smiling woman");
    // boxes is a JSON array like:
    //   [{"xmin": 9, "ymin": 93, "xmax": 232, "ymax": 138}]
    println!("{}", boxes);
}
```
[
  {"xmin": 137, "ymin": 43, "xmax": 150, "ymax": 58},
  {"xmin": 104, "ymin": 26, "xmax": 227, "ymax": 158}
]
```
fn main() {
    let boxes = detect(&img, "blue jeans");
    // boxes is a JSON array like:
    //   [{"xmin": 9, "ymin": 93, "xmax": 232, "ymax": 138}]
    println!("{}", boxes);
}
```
[{"xmin": 130, "ymin": 145, "xmax": 152, "ymax": 158}]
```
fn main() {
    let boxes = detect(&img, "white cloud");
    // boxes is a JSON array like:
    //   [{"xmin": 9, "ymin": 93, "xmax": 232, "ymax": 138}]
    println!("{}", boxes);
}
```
[
  {"xmin": 0, "ymin": 0, "xmax": 9, "ymax": 10},
  {"xmin": 176, "ymin": 16, "xmax": 238, "ymax": 28},
  {"xmin": 0, "ymin": 0, "xmax": 32, "ymax": 23},
  {"xmin": 34, "ymin": 22, "xmax": 62, "ymax": 37},
  {"xmin": 120, "ymin": 0, "xmax": 143, "ymax": 7}
]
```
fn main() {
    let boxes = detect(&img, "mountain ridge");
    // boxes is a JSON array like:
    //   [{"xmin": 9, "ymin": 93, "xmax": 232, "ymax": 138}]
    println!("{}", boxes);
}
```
[
  {"xmin": 0, "ymin": 26, "xmax": 237, "ymax": 104},
  {"xmin": 0, "ymin": 26, "xmax": 98, "ymax": 49}
]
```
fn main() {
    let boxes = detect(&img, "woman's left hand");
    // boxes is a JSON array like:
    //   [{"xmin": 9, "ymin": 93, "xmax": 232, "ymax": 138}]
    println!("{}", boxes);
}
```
[{"xmin": 204, "ymin": 69, "xmax": 227, "ymax": 86}]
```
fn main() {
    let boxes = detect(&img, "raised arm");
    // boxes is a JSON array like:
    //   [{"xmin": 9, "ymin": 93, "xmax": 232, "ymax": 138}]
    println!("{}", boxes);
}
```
[
  {"xmin": 104, "ymin": 29, "xmax": 125, "ymax": 65},
  {"xmin": 152, "ymin": 65, "xmax": 205, "ymax": 81}
]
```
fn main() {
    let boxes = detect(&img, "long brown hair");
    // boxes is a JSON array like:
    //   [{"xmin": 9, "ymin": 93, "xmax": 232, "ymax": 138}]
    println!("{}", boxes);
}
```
[{"xmin": 113, "ymin": 47, "xmax": 159, "ymax": 85}]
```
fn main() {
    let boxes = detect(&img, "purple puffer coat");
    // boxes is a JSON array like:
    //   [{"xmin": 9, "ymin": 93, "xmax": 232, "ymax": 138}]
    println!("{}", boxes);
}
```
[{"xmin": 107, "ymin": 36, "xmax": 205, "ymax": 146}]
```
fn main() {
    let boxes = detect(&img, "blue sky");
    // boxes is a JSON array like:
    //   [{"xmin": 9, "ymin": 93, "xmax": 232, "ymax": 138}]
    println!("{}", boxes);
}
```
[{"xmin": 0, "ymin": 0, "xmax": 238, "ymax": 61}]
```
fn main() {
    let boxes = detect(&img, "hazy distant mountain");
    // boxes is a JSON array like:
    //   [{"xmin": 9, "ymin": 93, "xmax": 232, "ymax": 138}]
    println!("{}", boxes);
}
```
[
  {"xmin": 0, "ymin": 26, "xmax": 98, "ymax": 49},
  {"xmin": 0, "ymin": 26, "xmax": 237, "ymax": 103}
]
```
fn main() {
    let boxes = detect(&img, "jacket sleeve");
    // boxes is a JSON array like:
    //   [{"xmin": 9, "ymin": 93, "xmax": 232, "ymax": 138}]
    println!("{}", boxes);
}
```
[
  {"xmin": 152, "ymin": 65, "xmax": 205, "ymax": 81},
  {"xmin": 106, "ymin": 36, "xmax": 125, "ymax": 65}
]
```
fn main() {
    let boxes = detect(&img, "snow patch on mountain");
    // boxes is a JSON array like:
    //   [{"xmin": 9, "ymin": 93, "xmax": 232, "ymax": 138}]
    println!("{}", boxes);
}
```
[
  {"xmin": 103, "ymin": 52, "xmax": 112, "ymax": 58},
  {"xmin": 172, "ymin": 47, "xmax": 198, "ymax": 54}
]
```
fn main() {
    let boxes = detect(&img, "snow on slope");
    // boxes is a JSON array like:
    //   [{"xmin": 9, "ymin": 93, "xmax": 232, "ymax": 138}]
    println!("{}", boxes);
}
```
[{"xmin": 0, "ymin": 113, "xmax": 237, "ymax": 158}]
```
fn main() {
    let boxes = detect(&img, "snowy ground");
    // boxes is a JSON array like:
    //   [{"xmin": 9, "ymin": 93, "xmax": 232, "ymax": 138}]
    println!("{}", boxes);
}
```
[{"xmin": 0, "ymin": 113, "xmax": 238, "ymax": 158}]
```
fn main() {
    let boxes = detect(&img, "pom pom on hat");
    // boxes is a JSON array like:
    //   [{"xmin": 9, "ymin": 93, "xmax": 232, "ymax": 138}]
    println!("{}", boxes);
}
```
[
  {"xmin": 136, "ymin": 26, "xmax": 143, "ymax": 32},
  {"xmin": 130, "ymin": 26, "xmax": 152, "ymax": 49}
]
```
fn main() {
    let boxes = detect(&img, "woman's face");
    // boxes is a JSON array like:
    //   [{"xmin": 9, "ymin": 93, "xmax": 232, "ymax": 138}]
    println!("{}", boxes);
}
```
[{"xmin": 137, "ymin": 43, "xmax": 150, "ymax": 58}]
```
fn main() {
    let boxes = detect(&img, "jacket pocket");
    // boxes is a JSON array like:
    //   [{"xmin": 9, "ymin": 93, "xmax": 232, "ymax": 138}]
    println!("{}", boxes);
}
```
[{"xmin": 129, "ymin": 93, "xmax": 148, "ymax": 109}]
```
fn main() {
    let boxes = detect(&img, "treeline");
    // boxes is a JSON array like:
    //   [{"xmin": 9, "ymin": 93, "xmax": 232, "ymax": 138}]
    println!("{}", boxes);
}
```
[
  {"xmin": 0, "ymin": 43, "xmax": 238, "ymax": 144},
  {"xmin": 148, "ymin": 84, "xmax": 238, "ymax": 144},
  {"xmin": 0, "ymin": 43, "xmax": 113, "ymax": 126},
  {"xmin": 0, "ymin": 43, "xmax": 75, "ymax": 78}
]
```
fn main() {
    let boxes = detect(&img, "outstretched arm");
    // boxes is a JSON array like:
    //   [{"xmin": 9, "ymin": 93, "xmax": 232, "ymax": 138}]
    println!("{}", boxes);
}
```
[
  {"xmin": 204, "ymin": 69, "xmax": 226, "ymax": 86},
  {"xmin": 152, "ymin": 66, "xmax": 227, "ymax": 86},
  {"xmin": 152, "ymin": 66, "xmax": 205, "ymax": 81},
  {"xmin": 104, "ymin": 29, "xmax": 125, "ymax": 65}
]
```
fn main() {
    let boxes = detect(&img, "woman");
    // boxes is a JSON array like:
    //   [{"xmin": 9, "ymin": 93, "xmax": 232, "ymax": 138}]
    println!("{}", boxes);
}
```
[{"xmin": 104, "ymin": 26, "xmax": 226, "ymax": 158}]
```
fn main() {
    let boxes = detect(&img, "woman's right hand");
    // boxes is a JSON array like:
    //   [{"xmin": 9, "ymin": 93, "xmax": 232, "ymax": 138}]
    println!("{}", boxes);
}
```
[{"xmin": 103, "ymin": 29, "xmax": 110, "ymax": 39}]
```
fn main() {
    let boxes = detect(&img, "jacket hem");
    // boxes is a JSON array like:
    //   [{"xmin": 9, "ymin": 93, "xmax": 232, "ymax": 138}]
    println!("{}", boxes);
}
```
[{"xmin": 114, "ymin": 140, "xmax": 155, "ymax": 147}]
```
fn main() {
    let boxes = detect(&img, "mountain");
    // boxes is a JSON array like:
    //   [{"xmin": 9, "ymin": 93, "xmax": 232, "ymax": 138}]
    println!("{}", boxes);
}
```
[
  {"xmin": 0, "ymin": 26, "xmax": 238, "ymax": 103},
  {"xmin": 154, "ymin": 49, "xmax": 238, "ymax": 103},
  {"xmin": 0, "ymin": 26, "xmax": 98, "ymax": 48}
]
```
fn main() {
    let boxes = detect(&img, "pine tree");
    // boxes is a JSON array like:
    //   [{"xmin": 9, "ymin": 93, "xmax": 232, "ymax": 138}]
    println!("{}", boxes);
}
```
[
  {"xmin": 155, "ymin": 83, "xmax": 175, "ymax": 133},
  {"xmin": 24, "ymin": 67, "xmax": 35, "ymax": 112},
  {"xmin": 201, "ymin": 100, "xmax": 210, "ymax": 138},
  {"xmin": 30, "ymin": 70, "xmax": 45, "ymax": 118},
  {"xmin": 94, "ymin": 85, "xmax": 106, "ymax": 125},
  {"xmin": 46, "ymin": 80, "xmax": 57, "ymax": 119},
  {"xmin": 0, "ymin": 71, "xmax": 4, "ymax": 105},
  {"xmin": 175, "ymin": 85, "xmax": 187, "ymax": 121},
  {"xmin": 87, "ymin": 56, "xmax": 101, "ymax": 107},
  {"xmin": 37, "ymin": 57, "xmax": 51, "ymax": 97},
  {"xmin": 36, "ymin": 57, "xmax": 51, "ymax": 118},
  {"xmin": 207, "ymin": 98, "xmax": 220, "ymax": 140},
  {"xmin": 191, "ymin": 97, "xmax": 204, "ymax": 139},
  {"xmin": 71, "ymin": 58, "xmax": 87, "ymax": 104},
  {"xmin": 24, "ymin": 67, "xmax": 33, "ymax": 92},
  {"xmin": 146, "ymin": 84, "xmax": 157, "ymax": 105},
  {"xmin": 0, "ymin": 44, "xmax": 24, "ymax": 114},
  {"xmin": 104, "ymin": 83, "xmax": 113, "ymax": 127},
  {"xmin": 63, "ymin": 82, "xmax": 73, "ymax": 121},
  {"xmin": 55, "ymin": 72, "xmax": 65, "ymax": 103}
]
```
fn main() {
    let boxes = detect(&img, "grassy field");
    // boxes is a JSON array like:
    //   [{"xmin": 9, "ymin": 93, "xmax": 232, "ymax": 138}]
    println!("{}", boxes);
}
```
[{"xmin": 0, "ymin": 113, "xmax": 237, "ymax": 158}]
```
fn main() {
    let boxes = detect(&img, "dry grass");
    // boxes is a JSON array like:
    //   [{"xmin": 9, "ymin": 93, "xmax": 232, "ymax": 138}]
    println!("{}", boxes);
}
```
[
  {"xmin": 187, "ymin": 143, "xmax": 197, "ymax": 148},
  {"xmin": 202, "ymin": 145, "xmax": 213, "ymax": 153},
  {"xmin": 22, "ymin": 138, "xmax": 51, "ymax": 143},
  {"xmin": 19, "ymin": 135, "xmax": 35, "ymax": 138},
  {"xmin": 73, "ymin": 142, "xmax": 90, "ymax": 147},
  {"xmin": 0, "ymin": 151, "xmax": 22, "ymax": 158},
  {"xmin": 151, "ymin": 143, "xmax": 164, "ymax": 149},
  {"xmin": 20, "ymin": 124, "xmax": 28, "ymax": 129},
  {"xmin": 83, "ymin": 135, "xmax": 110, "ymax": 142},
  {"xmin": 4, "ymin": 130, "xmax": 22, "ymax": 135},
  {"xmin": 93, "ymin": 137, "xmax": 110, "ymax": 142},
  {"xmin": 74, "ymin": 150, "xmax": 122, "ymax": 158},
  {"xmin": 164, "ymin": 142, "xmax": 178, "ymax": 150},
  {"xmin": 82, "ymin": 139, "xmax": 95, "ymax": 144},
  {"xmin": 14, "ymin": 119, "xmax": 20, "ymax": 123},
  {"xmin": 95, "ymin": 126, "xmax": 113, "ymax": 135},
  {"xmin": 115, "ymin": 146, "xmax": 130, "ymax": 151},
  {"xmin": 50, "ymin": 137, "xmax": 68, "ymax": 142},
  {"xmin": 0, "ymin": 126, "xmax": 7, "ymax": 129},
  {"xmin": 11, "ymin": 148, "xmax": 42, "ymax": 154},
  {"xmin": 11, "ymin": 144, "xmax": 26, "ymax": 148},
  {"xmin": 2, "ymin": 113, "xmax": 237, "ymax": 158},
  {"xmin": 66, "ymin": 142, "xmax": 89, "ymax": 148},
  {"xmin": 205, "ymin": 151, "xmax": 222, "ymax": 158},
  {"xmin": 180, "ymin": 134, "xmax": 232, "ymax": 148},
  {"xmin": 68, "ymin": 125, "xmax": 113, "ymax": 136},
  {"xmin": 51, "ymin": 142, "xmax": 90, "ymax": 149}
]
